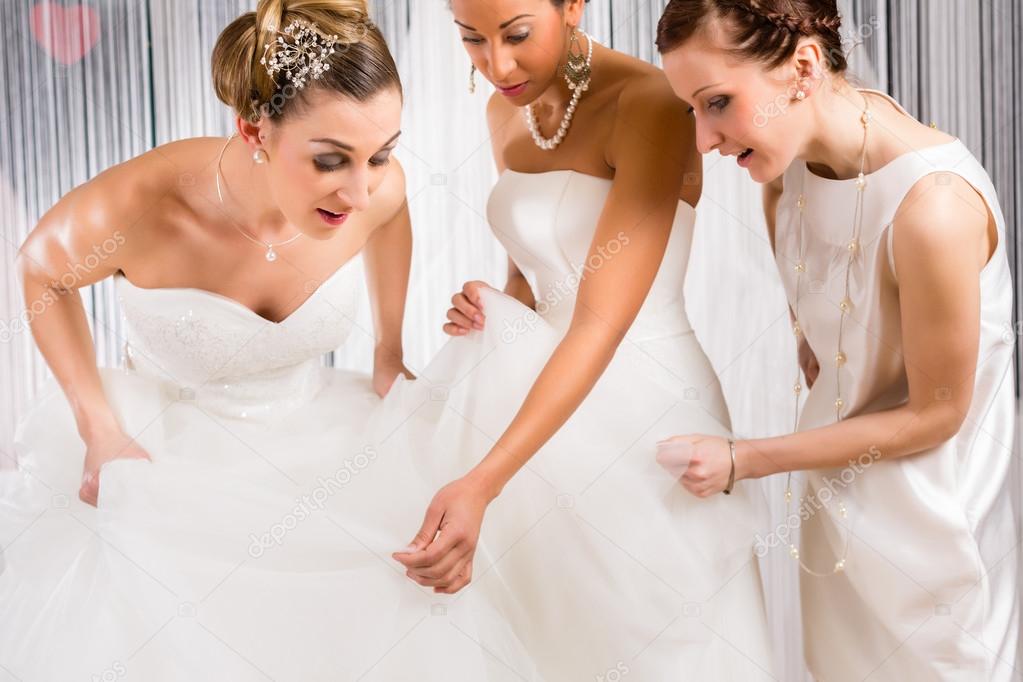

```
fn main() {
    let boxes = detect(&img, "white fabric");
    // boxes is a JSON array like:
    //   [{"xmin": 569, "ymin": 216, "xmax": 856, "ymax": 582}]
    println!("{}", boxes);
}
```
[
  {"xmin": 465, "ymin": 169, "xmax": 777, "ymax": 678},
  {"xmin": 0, "ymin": 258, "xmax": 535, "ymax": 681},
  {"xmin": 774, "ymin": 89, "xmax": 1021, "ymax": 681},
  {"xmin": 0, "ymin": 167, "xmax": 777, "ymax": 680}
]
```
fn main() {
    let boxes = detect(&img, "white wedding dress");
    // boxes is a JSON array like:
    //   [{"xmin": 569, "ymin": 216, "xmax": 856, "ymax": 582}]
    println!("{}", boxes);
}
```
[
  {"xmin": 386, "ymin": 169, "xmax": 777, "ymax": 679},
  {"xmin": 0, "ymin": 257, "xmax": 534, "ymax": 681},
  {"xmin": 0, "ymin": 169, "xmax": 776, "ymax": 681}
]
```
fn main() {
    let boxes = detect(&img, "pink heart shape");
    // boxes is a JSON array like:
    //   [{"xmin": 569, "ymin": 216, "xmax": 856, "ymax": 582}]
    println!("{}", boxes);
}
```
[{"xmin": 30, "ymin": 2, "xmax": 100, "ymax": 66}]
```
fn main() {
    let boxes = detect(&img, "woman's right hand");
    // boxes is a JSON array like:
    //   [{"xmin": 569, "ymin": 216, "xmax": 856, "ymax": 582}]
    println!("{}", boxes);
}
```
[
  {"xmin": 442, "ymin": 281, "xmax": 490, "ymax": 336},
  {"xmin": 80, "ymin": 429, "xmax": 152, "ymax": 506},
  {"xmin": 798, "ymin": 337, "xmax": 820, "ymax": 389}
]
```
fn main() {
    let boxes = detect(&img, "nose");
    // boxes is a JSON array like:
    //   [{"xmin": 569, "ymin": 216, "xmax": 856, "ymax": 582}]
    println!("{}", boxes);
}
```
[
  {"xmin": 486, "ymin": 44, "xmax": 517, "ymax": 83},
  {"xmin": 337, "ymin": 169, "xmax": 371, "ymax": 212},
  {"xmin": 694, "ymin": 115, "xmax": 724, "ymax": 155}
]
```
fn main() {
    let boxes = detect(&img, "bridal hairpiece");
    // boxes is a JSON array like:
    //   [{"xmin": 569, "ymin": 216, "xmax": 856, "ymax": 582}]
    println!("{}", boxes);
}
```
[{"xmin": 260, "ymin": 18, "xmax": 339, "ymax": 91}]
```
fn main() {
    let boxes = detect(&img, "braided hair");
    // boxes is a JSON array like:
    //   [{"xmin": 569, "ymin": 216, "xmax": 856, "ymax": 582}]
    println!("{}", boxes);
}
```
[{"xmin": 656, "ymin": 0, "xmax": 847, "ymax": 73}]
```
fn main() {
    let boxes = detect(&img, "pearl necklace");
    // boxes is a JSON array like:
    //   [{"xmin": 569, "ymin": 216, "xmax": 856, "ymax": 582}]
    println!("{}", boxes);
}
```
[
  {"xmin": 524, "ymin": 29, "xmax": 593, "ymax": 151},
  {"xmin": 215, "ymin": 134, "xmax": 303, "ymax": 262},
  {"xmin": 787, "ymin": 95, "xmax": 872, "ymax": 577}
]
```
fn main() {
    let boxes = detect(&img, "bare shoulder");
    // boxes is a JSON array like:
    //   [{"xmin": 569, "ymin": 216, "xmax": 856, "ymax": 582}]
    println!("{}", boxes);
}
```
[
  {"xmin": 893, "ymin": 171, "xmax": 993, "ymax": 272},
  {"xmin": 18, "ymin": 140, "xmax": 197, "ymax": 282},
  {"xmin": 609, "ymin": 70, "xmax": 698, "ymax": 202},
  {"xmin": 615, "ymin": 70, "xmax": 689, "ymax": 121},
  {"xmin": 42, "ymin": 137, "xmax": 217, "ymax": 230}
]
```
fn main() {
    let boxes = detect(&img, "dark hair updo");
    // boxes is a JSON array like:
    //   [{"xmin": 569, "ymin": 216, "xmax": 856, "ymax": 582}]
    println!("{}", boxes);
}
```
[{"xmin": 656, "ymin": 0, "xmax": 847, "ymax": 73}]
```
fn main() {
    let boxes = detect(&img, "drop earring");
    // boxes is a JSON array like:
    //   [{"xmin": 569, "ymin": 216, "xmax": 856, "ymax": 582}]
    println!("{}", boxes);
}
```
[
  {"xmin": 562, "ymin": 27, "xmax": 591, "ymax": 91},
  {"xmin": 794, "ymin": 79, "xmax": 807, "ymax": 101},
  {"xmin": 253, "ymin": 148, "xmax": 268, "ymax": 164},
  {"xmin": 469, "ymin": 64, "xmax": 477, "ymax": 94}
]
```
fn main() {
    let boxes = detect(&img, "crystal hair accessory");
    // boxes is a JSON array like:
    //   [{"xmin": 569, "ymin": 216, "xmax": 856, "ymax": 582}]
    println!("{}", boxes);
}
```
[{"xmin": 259, "ymin": 18, "xmax": 339, "ymax": 90}]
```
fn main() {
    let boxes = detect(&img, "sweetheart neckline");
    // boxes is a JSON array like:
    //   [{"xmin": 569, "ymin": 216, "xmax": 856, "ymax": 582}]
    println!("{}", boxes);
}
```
[{"xmin": 116, "ymin": 254, "xmax": 359, "ymax": 326}]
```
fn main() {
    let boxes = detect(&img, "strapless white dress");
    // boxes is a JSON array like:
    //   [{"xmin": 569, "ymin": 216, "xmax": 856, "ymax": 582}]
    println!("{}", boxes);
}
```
[
  {"xmin": 0, "ymin": 169, "xmax": 776, "ymax": 681},
  {"xmin": 0, "ymin": 257, "xmax": 534, "ymax": 681},
  {"xmin": 385, "ymin": 169, "xmax": 777, "ymax": 680}
]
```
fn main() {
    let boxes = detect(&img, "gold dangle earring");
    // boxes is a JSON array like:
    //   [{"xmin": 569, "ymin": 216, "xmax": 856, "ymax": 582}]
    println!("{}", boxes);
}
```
[
  {"xmin": 562, "ymin": 27, "xmax": 591, "ymax": 91},
  {"xmin": 469, "ymin": 64, "xmax": 477, "ymax": 94}
]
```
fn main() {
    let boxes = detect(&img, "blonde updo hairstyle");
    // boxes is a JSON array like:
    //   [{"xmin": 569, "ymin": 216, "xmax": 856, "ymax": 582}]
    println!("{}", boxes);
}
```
[{"xmin": 212, "ymin": 0, "xmax": 401, "ymax": 123}]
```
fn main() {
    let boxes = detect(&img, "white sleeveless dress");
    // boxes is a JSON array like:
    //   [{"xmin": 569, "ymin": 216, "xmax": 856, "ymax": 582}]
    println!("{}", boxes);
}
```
[
  {"xmin": 0, "ymin": 169, "xmax": 777, "ymax": 680},
  {"xmin": 774, "ymin": 89, "xmax": 1020, "ymax": 681}
]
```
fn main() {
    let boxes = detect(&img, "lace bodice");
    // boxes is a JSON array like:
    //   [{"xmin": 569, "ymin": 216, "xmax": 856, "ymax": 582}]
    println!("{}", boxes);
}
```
[{"xmin": 115, "ymin": 256, "xmax": 362, "ymax": 420}]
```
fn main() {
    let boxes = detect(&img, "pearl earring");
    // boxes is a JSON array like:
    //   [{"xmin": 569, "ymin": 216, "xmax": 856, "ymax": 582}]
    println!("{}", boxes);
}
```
[
  {"xmin": 795, "ymin": 89, "xmax": 806, "ymax": 101},
  {"xmin": 253, "ymin": 149, "xmax": 268, "ymax": 164}
]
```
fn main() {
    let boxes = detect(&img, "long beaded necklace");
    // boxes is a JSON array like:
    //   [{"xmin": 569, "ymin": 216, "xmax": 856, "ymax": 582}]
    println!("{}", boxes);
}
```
[
  {"xmin": 786, "ymin": 95, "xmax": 872, "ymax": 577},
  {"xmin": 524, "ymin": 28, "xmax": 593, "ymax": 151},
  {"xmin": 215, "ymin": 133, "xmax": 303, "ymax": 262}
]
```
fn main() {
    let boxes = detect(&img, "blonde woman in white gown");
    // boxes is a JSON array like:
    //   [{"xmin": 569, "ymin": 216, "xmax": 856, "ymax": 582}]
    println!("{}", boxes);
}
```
[
  {"xmin": 657, "ymin": 0, "xmax": 1020, "ymax": 679},
  {"xmin": 0, "ymin": 1, "xmax": 536, "ymax": 679}
]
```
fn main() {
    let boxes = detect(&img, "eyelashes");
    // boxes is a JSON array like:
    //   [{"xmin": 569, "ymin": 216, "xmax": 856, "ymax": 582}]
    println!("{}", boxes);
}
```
[
  {"xmin": 707, "ymin": 96, "xmax": 731, "ymax": 112},
  {"xmin": 461, "ymin": 32, "xmax": 530, "ymax": 46},
  {"xmin": 314, "ymin": 156, "xmax": 392, "ymax": 173}
]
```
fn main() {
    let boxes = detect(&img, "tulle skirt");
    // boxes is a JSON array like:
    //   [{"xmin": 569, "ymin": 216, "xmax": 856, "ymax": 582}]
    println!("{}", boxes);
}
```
[{"xmin": 0, "ymin": 288, "xmax": 776, "ymax": 680}]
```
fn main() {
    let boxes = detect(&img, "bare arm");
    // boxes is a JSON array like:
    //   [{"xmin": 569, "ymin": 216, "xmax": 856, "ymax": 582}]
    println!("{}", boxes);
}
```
[
  {"xmin": 362, "ymin": 159, "xmax": 415, "ymax": 396},
  {"xmin": 661, "ymin": 173, "xmax": 995, "ymax": 498},
  {"xmin": 472, "ymin": 80, "xmax": 697, "ymax": 496},
  {"xmin": 737, "ymin": 174, "xmax": 991, "ymax": 478},
  {"xmin": 17, "ymin": 154, "xmax": 165, "ymax": 503},
  {"xmin": 395, "ymin": 78, "xmax": 699, "ymax": 591}
]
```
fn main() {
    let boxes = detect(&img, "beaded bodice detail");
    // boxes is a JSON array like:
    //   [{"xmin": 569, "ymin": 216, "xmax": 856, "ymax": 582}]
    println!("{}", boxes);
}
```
[{"xmin": 115, "ymin": 257, "xmax": 362, "ymax": 420}]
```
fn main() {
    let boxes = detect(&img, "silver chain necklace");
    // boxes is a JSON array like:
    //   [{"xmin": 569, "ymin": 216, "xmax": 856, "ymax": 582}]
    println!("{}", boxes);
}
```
[{"xmin": 214, "ymin": 134, "xmax": 303, "ymax": 262}]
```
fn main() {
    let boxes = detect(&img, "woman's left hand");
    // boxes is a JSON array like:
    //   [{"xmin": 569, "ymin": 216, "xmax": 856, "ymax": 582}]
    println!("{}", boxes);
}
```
[
  {"xmin": 657, "ymin": 434, "xmax": 735, "ymax": 497},
  {"xmin": 372, "ymin": 349, "xmax": 415, "ymax": 398},
  {"xmin": 392, "ymin": 475, "xmax": 493, "ymax": 594}
]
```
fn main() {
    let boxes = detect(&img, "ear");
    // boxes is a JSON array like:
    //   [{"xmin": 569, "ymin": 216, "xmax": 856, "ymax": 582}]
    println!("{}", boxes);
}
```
[
  {"xmin": 791, "ymin": 38, "xmax": 827, "ymax": 94},
  {"xmin": 235, "ymin": 116, "xmax": 268, "ymax": 150},
  {"xmin": 563, "ymin": 0, "xmax": 586, "ymax": 28}
]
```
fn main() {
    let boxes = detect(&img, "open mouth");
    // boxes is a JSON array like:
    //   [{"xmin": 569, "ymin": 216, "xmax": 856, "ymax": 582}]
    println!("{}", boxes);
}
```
[
  {"xmin": 316, "ymin": 208, "xmax": 349, "ymax": 225},
  {"xmin": 736, "ymin": 148, "xmax": 754, "ymax": 167}
]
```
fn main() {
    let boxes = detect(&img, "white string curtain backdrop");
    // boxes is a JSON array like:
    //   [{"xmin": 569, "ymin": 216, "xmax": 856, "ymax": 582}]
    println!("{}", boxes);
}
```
[{"xmin": 3, "ymin": 2, "xmax": 1020, "ymax": 681}]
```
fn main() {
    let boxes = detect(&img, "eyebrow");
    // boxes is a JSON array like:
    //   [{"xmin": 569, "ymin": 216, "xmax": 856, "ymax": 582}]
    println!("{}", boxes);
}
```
[
  {"xmin": 454, "ymin": 14, "xmax": 534, "ymax": 31},
  {"xmin": 311, "ymin": 131, "xmax": 402, "ymax": 152},
  {"xmin": 691, "ymin": 82, "xmax": 724, "ymax": 98}
]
